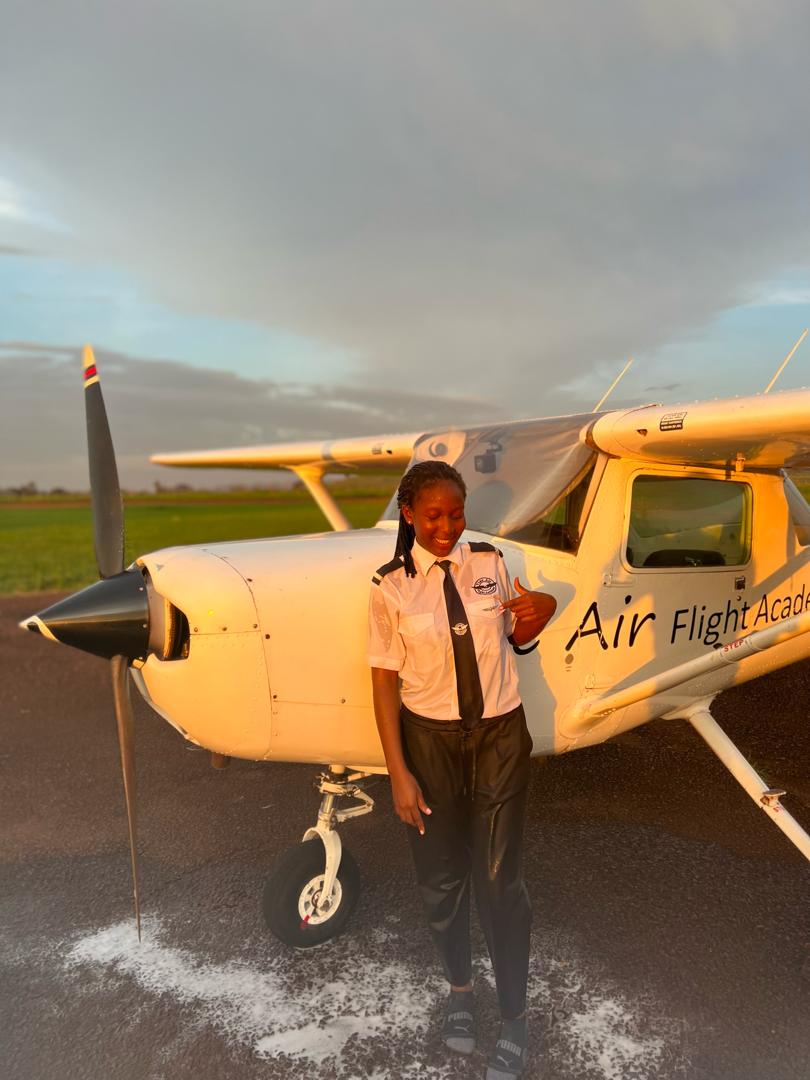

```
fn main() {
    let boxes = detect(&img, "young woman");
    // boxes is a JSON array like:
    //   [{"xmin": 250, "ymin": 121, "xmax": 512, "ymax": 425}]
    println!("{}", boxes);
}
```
[{"xmin": 367, "ymin": 460, "xmax": 556, "ymax": 1080}]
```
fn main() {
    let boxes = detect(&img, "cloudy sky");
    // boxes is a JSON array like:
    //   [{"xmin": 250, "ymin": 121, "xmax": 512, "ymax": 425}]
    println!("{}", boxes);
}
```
[{"xmin": 2, "ymin": 0, "xmax": 809, "ymax": 489}]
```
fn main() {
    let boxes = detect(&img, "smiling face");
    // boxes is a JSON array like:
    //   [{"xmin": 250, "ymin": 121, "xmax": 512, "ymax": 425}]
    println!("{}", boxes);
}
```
[{"xmin": 403, "ymin": 479, "xmax": 466, "ymax": 558}]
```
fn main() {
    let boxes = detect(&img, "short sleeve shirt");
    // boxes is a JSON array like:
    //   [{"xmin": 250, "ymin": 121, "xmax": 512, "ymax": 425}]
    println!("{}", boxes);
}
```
[{"xmin": 367, "ymin": 540, "xmax": 521, "ymax": 721}]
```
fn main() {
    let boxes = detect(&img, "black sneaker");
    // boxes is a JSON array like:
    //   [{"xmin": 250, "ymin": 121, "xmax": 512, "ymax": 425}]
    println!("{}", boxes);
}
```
[
  {"xmin": 442, "ymin": 989, "xmax": 476, "ymax": 1055},
  {"xmin": 486, "ymin": 1017, "xmax": 528, "ymax": 1079}
]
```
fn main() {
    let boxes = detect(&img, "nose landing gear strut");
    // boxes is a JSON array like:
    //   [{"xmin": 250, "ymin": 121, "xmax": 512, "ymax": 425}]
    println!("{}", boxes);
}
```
[{"xmin": 262, "ymin": 766, "xmax": 375, "ymax": 948}]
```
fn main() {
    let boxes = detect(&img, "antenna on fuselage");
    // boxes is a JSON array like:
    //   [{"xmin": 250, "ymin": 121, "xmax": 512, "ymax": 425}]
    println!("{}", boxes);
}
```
[
  {"xmin": 593, "ymin": 357, "xmax": 633, "ymax": 411},
  {"xmin": 763, "ymin": 329, "xmax": 808, "ymax": 394}
]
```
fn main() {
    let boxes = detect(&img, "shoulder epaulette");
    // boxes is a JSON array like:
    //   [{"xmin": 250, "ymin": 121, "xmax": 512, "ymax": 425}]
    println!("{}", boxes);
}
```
[
  {"xmin": 468, "ymin": 541, "xmax": 503, "ymax": 557},
  {"xmin": 372, "ymin": 555, "xmax": 405, "ymax": 585}
]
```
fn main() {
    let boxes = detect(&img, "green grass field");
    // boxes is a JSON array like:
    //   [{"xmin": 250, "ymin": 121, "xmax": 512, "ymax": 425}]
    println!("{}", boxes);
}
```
[
  {"xmin": 0, "ymin": 495, "xmax": 391, "ymax": 594},
  {"xmin": 6, "ymin": 476, "xmax": 810, "ymax": 595}
]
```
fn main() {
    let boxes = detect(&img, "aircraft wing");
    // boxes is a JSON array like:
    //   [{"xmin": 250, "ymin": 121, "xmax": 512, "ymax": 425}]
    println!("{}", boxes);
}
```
[
  {"xmin": 150, "ymin": 432, "xmax": 421, "ymax": 475},
  {"xmin": 151, "ymin": 432, "xmax": 422, "ymax": 530},
  {"xmin": 590, "ymin": 388, "xmax": 810, "ymax": 470}
]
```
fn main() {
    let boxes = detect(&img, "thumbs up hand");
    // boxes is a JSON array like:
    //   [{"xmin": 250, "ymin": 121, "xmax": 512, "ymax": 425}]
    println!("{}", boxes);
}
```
[{"xmin": 501, "ymin": 576, "xmax": 557, "ymax": 645}]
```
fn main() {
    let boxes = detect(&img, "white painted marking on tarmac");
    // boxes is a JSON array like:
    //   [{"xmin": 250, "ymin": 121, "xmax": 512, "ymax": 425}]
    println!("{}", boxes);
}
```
[
  {"xmin": 64, "ymin": 917, "xmax": 686, "ymax": 1079},
  {"xmin": 66, "ymin": 916, "xmax": 442, "ymax": 1071},
  {"xmin": 563, "ymin": 997, "xmax": 668, "ymax": 1080}
]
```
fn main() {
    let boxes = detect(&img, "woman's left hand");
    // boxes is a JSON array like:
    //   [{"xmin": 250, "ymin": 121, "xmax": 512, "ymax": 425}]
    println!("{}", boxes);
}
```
[{"xmin": 501, "ymin": 577, "xmax": 557, "ymax": 643}]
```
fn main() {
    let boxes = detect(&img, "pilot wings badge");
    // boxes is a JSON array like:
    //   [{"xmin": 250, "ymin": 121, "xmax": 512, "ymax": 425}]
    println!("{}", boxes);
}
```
[{"xmin": 452, "ymin": 622, "xmax": 469, "ymax": 636}]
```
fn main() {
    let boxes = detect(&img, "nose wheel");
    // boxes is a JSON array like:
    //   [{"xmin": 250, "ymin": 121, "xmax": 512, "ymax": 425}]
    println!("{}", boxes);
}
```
[
  {"xmin": 262, "ymin": 768, "xmax": 374, "ymax": 948},
  {"xmin": 262, "ymin": 837, "xmax": 360, "ymax": 947}
]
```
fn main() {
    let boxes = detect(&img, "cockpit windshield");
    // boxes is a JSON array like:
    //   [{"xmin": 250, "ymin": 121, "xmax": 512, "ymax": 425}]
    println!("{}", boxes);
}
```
[{"xmin": 382, "ymin": 413, "xmax": 600, "ymax": 553}]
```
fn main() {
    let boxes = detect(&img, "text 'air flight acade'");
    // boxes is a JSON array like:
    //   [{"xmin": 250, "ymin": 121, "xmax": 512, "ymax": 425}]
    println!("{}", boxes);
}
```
[{"xmin": 21, "ymin": 346, "xmax": 810, "ymax": 946}]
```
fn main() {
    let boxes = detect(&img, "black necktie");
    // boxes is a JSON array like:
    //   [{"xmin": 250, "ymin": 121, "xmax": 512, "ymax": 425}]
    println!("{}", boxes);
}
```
[{"xmin": 437, "ymin": 560, "xmax": 484, "ymax": 729}]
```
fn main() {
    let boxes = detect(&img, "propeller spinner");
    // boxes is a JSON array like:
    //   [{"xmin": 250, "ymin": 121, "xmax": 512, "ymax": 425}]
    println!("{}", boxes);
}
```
[{"xmin": 20, "ymin": 345, "xmax": 144, "ymax": 938}]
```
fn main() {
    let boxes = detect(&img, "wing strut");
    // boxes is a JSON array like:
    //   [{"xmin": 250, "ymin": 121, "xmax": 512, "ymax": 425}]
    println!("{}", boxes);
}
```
[
  {"xmin": 681, "ymin": 700, "xmax": 810, "ymax": 862},
  {"xmin": 288, "ymin": 465, "xmax": 350, "ymax": 532}
]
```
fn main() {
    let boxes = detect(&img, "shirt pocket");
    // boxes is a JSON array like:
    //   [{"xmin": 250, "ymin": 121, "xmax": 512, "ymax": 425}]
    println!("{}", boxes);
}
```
[
  {"xmin": 467, "ymin": 598, "xmax": 503, "ymax": 620},
  {"xmin": 399, "ymin": 612, "xmax": 436, "ymax": 637},
  {"xmin": 467, "ymin": 598, "xmax": 506, "ymax": 653}
]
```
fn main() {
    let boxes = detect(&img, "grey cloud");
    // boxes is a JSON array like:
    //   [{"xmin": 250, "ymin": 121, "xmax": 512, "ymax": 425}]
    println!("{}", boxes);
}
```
[
  {"xmin": 1, "ymin": 2, "xmax": 809, "ymax": 411},
  {"xmin": 0, "ymin": 245, "xmax": 41, "ymax": 257},
  {"xmin": 0, "ymin": 341, "xmax": 76, "ymax": 354},
  {"xmin": 0, "ymin": 343, "xmax": 504, "ymax": 489}
]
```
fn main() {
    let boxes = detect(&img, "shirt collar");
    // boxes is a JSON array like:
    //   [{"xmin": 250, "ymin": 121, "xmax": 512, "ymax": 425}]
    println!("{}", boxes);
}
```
[{"xmin": 411, "ymin": 539, "xmax": 463, "ymax": 576}]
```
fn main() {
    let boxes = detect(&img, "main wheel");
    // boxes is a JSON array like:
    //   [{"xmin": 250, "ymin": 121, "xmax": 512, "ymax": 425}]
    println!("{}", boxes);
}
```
[{"xmin": 262, "ymin": 838, "xmax": 361, "ymax": 948}]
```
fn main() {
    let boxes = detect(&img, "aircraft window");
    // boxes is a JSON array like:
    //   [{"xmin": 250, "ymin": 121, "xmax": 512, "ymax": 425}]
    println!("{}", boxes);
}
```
[
  {"xmin": 383, "ymin": 412, "xmax": 601, "ymax": 553},
  {"xmin": 499, "ymin": 459, "xmax": 596, "ymax": 553},
  {"xmin": 783, "ymin": 473, "xmax": 810, "ymax": 547},
  {"xmin": 626, "ymin": 476, "xmax": 751, "ymax": 569}
]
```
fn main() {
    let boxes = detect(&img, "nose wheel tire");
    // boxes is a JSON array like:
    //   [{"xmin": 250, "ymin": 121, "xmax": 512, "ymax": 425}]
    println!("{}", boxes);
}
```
[{"xmin": 262, "ymin": 838, "xmax": 361, "ymax": 948}]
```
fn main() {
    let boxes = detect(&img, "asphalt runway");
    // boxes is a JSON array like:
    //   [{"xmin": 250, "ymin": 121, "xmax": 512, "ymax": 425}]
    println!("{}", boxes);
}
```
[{"xmin": 2, "ymin": 592, "xmax": 809, "ymax": 1080}]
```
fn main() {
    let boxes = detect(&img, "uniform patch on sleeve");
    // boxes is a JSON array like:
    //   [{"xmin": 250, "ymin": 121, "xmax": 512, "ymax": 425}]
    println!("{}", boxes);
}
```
[{"xmin": 371, "ymin": 590, "xmax": 395, "ymax": 648}]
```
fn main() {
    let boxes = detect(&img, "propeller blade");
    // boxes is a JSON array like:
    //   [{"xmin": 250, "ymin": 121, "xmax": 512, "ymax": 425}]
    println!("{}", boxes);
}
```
[
  {"xmin": 111, "ymin": 654, "xmax": 141, "ymax": 940},
  {"xmin": 84, "ymin": 347, "xmax": 141, "ymax": 936},
  {"xmin": 83, "ymin": 345, "xmax": 124, "ymax": 579}
]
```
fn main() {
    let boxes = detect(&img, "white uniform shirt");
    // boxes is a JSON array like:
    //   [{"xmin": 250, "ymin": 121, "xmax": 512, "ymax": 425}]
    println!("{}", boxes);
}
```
[{"xmin": 367, "ymin": 539, "xmax": 521, "ymax": 721}]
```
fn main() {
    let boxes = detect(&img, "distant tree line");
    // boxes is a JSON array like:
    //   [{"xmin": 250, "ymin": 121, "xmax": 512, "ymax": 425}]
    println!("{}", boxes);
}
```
[
  {"xmin": 3, "ymin": 474, "xmax": 397, "ymax": 497},
  {"xmin": 2, "ymin": 482, "xmax": 64, "ymax": 496}
]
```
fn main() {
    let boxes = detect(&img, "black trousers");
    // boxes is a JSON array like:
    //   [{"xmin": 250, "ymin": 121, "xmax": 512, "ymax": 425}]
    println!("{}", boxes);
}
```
[{"xmin": 400, "ymin": 702, "xmax": 533, "ymax": 1020}]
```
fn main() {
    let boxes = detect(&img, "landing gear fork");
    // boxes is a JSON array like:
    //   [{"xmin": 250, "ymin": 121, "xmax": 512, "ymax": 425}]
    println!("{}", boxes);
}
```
[
  {"xmin": 262, "ymin": 765, "xmax": 375, "ymax": 947},
  {"xmin": 302, "ymin": 765, "xmax": 375, "ymax": 904}
]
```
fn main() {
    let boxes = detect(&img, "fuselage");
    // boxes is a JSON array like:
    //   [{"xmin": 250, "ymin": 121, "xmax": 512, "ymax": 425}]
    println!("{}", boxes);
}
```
[{"xmin": 130, "ymin": 454, "xmax": 810, "ymax": 769}]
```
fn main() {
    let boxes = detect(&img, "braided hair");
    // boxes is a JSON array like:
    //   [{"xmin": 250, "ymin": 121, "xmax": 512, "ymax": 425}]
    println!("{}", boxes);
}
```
[{"xmin": 394, "ymin": 460, "xmax": 467, "ymax": 577}]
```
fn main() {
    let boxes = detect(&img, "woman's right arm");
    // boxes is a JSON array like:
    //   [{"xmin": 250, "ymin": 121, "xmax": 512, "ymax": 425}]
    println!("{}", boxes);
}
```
[{"xmin": 371, "ymin": 667, "xmax": 431, "ymax": 835}]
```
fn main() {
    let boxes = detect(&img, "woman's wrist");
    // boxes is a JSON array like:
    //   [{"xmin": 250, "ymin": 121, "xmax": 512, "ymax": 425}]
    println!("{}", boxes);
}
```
[
  {"xmin": 387, "ymin": 760, "xmax": 412, "ymax": 782},
  {"xmin": 510, "ymin": 621, "xmax": 542, "ymax": 646}
]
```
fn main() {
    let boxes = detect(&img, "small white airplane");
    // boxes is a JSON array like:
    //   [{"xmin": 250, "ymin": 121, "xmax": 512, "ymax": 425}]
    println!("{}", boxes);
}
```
[{"xmin": 21, "ymin": 345, "xmax": 810, "ymax": 948}]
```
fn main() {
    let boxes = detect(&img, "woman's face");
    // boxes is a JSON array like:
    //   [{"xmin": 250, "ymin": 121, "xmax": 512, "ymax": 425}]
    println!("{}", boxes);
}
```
[{"xmin": 403, "ymin": 480, "xmax": 466, "ymax": 558}]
